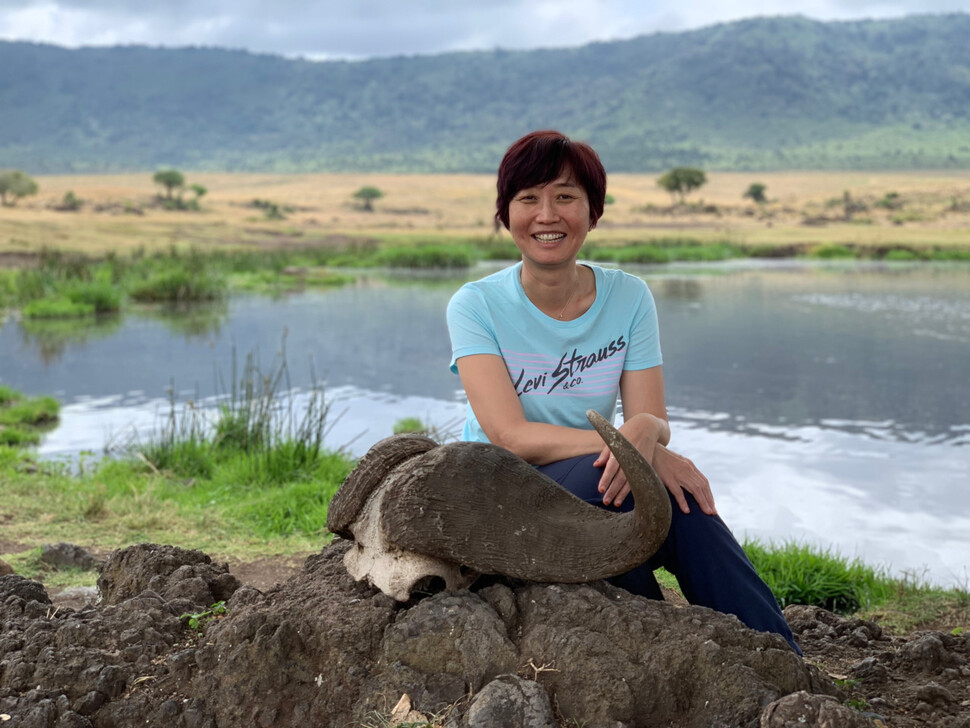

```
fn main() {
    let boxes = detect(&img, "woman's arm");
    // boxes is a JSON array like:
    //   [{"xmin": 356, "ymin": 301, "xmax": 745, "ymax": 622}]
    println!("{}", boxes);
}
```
[{"xmin": 456, "ymin": 354, "xmax": 605, "ymax": 464}]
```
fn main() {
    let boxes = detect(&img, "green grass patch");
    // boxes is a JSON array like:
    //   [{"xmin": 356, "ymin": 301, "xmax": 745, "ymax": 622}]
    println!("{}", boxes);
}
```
[
  {"xmin": 128, "ymin": 344, "xmax": 354, "ymax": 538},
  {"xmin": 584, "ymin": 241, "xmax": 744, "ymax": 264},
  {"xmin": 2, "ymin": 547, "xmax": 98, "ymax": 590},
  {"xmin": 0, "ymin": 425, "xmax": 40, "ymax": 447},
  {"xmin": 0, "ymin": 387, "xmax": 60, "ymax": 447},
  {"xmin": 65, "ymin": 280, "xmax": 123, "ymax": 313},
  {"xmin": 0, "ymin": 385, "xmax": 20, "ymax": 406},
  {"xmin": 22, "ymin": 296, "xmax": 96, "ymax": 319},
  {"xmin": 372, "ymin": 244, "xmax": 477, "ymax": 269},
  {"xmin": 744, "ymin": 539, "xmax": 892, "ymax": 614},
  {"xmin": 128, "ymin": 265, "xmax": 226, "ymax": 303},
  {"xmin": 808, "ymin": 243, "xmax": 857, "ymax": 259}
]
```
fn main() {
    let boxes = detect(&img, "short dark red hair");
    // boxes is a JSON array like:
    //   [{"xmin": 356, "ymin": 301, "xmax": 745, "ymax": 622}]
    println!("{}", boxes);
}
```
[{"xmin": 496, "ymin": 130, "xmax": 607, "ymax": 230}]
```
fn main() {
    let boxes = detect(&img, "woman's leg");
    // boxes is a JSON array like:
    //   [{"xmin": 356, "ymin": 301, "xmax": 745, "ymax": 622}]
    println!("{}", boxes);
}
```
[{"xmin": 538, "ymin": 454, "xmax": 801, "ymax": 654}]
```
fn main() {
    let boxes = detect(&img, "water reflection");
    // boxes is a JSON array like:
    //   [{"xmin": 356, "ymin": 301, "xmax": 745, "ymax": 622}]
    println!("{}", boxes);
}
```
[{"xmin": 19, "ymin": 313, "xmax": 123, "ymax": 365}]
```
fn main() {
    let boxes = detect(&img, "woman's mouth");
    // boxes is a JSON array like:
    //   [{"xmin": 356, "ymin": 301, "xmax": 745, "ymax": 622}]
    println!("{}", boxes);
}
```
[{"xmin": 533, "ymin": 233, "xmax": 566, "ymax": 243}]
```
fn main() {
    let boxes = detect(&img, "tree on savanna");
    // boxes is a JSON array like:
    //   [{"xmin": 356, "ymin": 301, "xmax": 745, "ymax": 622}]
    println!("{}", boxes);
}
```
[
  {"xmin": 190, "ymin": 184, "xmax": 207, "ymax": 201},
  {"xmin": 657, "ymin": 167, "xmax": 707, "ymax": 205},
  {"xmin": 743, "ymin": 183, "xmax": 767, "ymax": 204},
  {"xmin": 353, "ymin": 186, "xmax": 384, "ymax": 212},
  {"xmin": 153, "ymin": 169, "xmax": 185, "ymax": 200},
  {"xmin": 0, "ymin": 170, "xmax": 39, "ymax": 206}
]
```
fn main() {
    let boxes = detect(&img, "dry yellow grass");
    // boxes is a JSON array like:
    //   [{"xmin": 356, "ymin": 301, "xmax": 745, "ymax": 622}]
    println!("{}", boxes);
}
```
[{"xmin": 2, "ymin": 170, "xmax": 970, "ymax": 257}]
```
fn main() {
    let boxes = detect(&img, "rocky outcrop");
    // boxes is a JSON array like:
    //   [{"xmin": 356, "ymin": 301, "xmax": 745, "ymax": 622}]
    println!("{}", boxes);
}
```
[{"xmin": 0, "ymin": 541, "xmax": 869, "ymax": 728}]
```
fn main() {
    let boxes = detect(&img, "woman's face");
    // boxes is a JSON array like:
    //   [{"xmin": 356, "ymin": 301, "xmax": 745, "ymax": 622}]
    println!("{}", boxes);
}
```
[{"xmin": 508, "ymin": 168, "xmax": 591, "ymax": 269}]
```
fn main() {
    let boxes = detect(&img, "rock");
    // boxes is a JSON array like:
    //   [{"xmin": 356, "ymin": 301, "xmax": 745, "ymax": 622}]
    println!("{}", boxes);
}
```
[
  {"xmin": 850, "ymin": 656, "xmax": 888, "ymax": 683},
  {"xmin": 40, "ymin": 543, "xmax": 98, "ymax": 571},
  {"xmin": 895, "ymin": 633, "xmax": 950, "ymax": 673},
  {"xmin": 51, "ymin": 586, "xmax": 99, "ymax": 607},
  {"xmin": 0, "ymin": 558, "xmax": 14, "ymax": 576},
  {"xmin": 97, "ymin": 543, "xmax": 240, "ymax": 610},
  {"xmin": 915, "ymin": 681, "xmax": 957, "ymax": 706},
  {"xmin": 783, "ymin": 605, "xmax": 882, "ymax": 645},
  {"xmin": 760, "ymin": 691, "xmax": 873, "ymax": 727},
  {"xmin": 0, "ymin": 574, "xmax": 50, "ymax": 619},
  {"xmin": 466, "ymin": 674, "xmax": 557, "ymax": 728}
]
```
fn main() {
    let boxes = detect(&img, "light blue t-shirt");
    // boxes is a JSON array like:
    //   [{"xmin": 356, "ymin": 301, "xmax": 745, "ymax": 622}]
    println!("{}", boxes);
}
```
[{"xmin": 447, "ymin": 262, "xmax": 662, "ymax": 443}]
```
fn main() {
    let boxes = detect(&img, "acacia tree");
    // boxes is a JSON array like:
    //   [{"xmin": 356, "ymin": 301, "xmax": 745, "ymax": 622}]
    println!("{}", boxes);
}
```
[
  {"xmin": 153, "ymin": 169, "xmax": 185, "ymax": 200},
  {"xmin": 353, "ymin": 186, "xmax": 384, "ymax": 212},
  {"xmin": 0, "ymin": 170, "xmax": 39, "ymax": 206},
  {"xmin": 743, "ymin": 183, "xmax": 767, "ymax": 204},
  {"xmin": 657, "ymin": 167, "xmax": 707, "ymax": 205}
]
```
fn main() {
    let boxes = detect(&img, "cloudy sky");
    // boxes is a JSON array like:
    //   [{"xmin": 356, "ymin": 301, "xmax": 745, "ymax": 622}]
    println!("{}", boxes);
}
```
[{"xmin": 0, "ymin": 0, "xmax": 966, "ymax": 60}]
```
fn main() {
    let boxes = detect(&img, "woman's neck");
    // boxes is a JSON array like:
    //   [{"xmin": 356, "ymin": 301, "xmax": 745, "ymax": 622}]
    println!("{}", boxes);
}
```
[{"xmin": 520, "ymin": 262, "xmax": 591, "ymax": 321}]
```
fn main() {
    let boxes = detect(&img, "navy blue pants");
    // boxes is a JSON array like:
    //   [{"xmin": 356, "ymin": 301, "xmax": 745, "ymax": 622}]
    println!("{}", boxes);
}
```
[{"xmin": 538, "ymin": 454, "xmax": 801, "ymax": 654}]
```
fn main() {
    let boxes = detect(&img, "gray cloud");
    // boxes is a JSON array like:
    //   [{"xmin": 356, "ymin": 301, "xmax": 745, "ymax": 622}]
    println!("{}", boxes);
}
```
[{"xmin": 0, "ymin": 0, "xmax": 966, "ymax": 59}]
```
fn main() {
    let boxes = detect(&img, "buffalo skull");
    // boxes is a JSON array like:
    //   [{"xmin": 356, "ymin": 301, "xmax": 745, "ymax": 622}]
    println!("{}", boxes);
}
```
[{"xmin": 326, "ymin": 410, "xmax": 672, "ymax": 601}]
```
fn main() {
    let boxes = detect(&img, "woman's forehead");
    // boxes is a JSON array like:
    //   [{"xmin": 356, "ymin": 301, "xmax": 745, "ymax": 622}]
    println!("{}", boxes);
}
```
[{"xmin": 520, "ymin": 170, "xmax": 581, "ymax": 192}]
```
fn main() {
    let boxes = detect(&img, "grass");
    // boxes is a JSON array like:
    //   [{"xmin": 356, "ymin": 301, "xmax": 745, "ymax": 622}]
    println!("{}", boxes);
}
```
[
  {"xmin": 0, "ymin": 387, "xmax": 60, "ymax": 446},
  {"xmin": 741, "ymin": 539, "xmax": 969, "ymax": 633},
  {"xmin": 743, "ymin": 540, "xmax": 893, "ymax": 614}
]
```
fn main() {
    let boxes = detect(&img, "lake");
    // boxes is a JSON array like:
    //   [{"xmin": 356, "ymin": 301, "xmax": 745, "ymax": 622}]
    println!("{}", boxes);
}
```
[{"xmin": 1, "ymin": 259, "xmax": 968, "ymax": 587}]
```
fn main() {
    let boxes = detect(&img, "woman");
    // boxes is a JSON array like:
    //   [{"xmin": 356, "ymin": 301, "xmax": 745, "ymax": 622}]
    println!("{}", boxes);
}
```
[{"xmin": 446, "ymin": 130, "xmax": 800, "ymax": 654}]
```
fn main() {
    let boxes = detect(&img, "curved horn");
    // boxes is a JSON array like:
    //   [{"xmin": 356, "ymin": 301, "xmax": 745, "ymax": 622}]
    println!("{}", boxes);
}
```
[
  {"xmin": 326, "ymin": 433, "xmax": 437, "ymax": 539},
  {"xmin": 380, "ymin": 412, "xmax": 671, "ymax": 582}
]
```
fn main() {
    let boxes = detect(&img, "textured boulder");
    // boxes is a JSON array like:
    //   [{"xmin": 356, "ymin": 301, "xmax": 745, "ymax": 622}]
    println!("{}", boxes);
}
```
[
  {"xmin": 40, "ymin": 543, "xmax": 99, "ymax": 571},
  {"xmin": 97, "ymin": 543, "xmax": 240, "ymax": 612},
  {"xmin": 466, "ymin": 674, "xmax": 557, "ymax": 728},
  {"xmin": 760, "ymin": 691, "xmax": 874, "ymax": 727}
]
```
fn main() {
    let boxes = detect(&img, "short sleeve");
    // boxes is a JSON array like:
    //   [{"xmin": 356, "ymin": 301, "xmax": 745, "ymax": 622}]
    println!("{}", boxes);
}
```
[
  {"xmin": 446, "ymin": 284, "xmax": 502, "ymax": 374},
  {"xmin": 622, "ymin": 280, "xmax": 663, "ymax": 371}
]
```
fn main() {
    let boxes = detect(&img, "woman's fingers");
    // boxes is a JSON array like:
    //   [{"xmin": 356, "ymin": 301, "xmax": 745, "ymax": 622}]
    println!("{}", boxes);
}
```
[
  {"xmin": 668, "ymin": 481, "xmax": 691, "ymax": 514},
  {"xmin": 596, "ymin": 450, "xmax": 633, "ymax": 507},
  {"xmin": 654, "ymin": 446, "xmax": 718, "ymax": 516}
]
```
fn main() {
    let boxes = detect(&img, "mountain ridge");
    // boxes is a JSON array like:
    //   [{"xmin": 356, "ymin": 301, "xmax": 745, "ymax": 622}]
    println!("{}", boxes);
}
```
[{"xmin": 2, "ymin": 13, "xmax": 969, "ymax": 173}]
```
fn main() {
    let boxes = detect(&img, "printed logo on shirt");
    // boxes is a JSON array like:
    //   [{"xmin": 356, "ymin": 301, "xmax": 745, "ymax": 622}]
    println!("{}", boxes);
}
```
[{"xmin": 506, "ymin": 336, "xmax": 626, "ymax": 397}]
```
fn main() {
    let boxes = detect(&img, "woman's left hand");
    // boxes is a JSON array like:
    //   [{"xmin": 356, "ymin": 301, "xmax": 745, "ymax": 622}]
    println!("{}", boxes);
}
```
[{"xmin": 652, "ymin": 444, "xmax": 717, "ymax": 516}]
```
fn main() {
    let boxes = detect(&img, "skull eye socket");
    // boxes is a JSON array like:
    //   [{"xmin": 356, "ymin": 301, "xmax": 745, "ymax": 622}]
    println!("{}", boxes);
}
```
[{"xmin": 411, "ymin": 575, "xmax": 447, "ymax": 598}]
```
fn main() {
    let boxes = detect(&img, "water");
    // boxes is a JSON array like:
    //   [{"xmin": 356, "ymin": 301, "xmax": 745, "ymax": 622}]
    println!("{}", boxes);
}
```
[{"xmin": 1, "ymin": 260, "xmax": 968, "ymax": 586}]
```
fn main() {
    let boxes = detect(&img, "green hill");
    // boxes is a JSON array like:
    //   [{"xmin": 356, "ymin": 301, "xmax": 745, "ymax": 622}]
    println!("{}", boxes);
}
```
[{"xmin": 2, "ymin": 13, "xmax": 969, "ymax": 172}]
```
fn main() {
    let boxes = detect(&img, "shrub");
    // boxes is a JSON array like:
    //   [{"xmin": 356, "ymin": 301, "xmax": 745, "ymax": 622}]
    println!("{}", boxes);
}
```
[
  {"xmin": 810, "ymin": 244, "xmax": 856, "ymax": 259},
  {"xmin": 66, "ymin": 281, "xmax": 122, "ymax": 313},
  {"xmin": 373, "ymin": 245, "xmax": 475, "ymax": 269},
  {"xmin": 128, "ymin": 267, "xmax": 226, "ymax": 303},
  {"xmin": 0, "ymin": 426, "xmax": 40, "ymax": 447}
]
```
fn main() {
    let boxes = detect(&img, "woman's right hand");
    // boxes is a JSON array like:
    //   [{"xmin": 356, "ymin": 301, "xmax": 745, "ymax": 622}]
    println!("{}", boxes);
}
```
[{"xmin": 593, "ymin": 413, "xmax": 666, "ymax": 508}]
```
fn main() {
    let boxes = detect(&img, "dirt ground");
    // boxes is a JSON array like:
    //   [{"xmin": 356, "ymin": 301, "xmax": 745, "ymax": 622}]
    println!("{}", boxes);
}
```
[{"xmin": 2, "ymin": 541, "xmax": 964, "ymax": 727}]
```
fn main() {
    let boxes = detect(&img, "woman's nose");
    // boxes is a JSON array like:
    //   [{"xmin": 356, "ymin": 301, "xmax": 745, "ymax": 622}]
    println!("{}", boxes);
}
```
[{"xmin": 536, "ymin": 196, "xmax": 559, "ymax": 222}]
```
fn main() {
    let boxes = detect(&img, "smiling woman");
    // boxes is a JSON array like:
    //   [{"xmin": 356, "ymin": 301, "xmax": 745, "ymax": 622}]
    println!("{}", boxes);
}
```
[{"xmin": 446, "ymin": 129, "xmax": 803, "ymax": 653}]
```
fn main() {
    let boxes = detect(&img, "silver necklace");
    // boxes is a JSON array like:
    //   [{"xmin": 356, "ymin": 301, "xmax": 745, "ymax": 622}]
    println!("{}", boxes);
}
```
[{"xmin": 557, "ymin": 275, "xmax": 579, "ymax": 319}]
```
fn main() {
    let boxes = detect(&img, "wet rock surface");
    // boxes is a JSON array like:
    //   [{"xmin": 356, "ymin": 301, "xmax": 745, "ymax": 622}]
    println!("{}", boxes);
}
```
[{"xmin": 0, "ymin": 542, "xmax": 966, "ymax": 727}]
